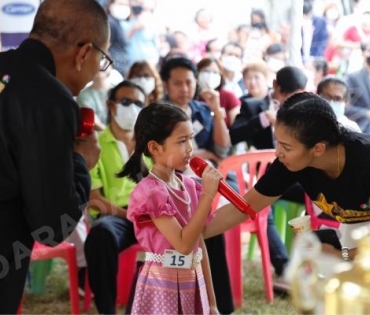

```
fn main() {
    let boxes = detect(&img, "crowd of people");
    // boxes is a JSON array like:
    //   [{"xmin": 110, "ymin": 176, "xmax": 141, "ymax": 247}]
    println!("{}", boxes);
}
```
[{"xmin": 3, "ymin": 0, "xmax": 370, "ymax": 314}]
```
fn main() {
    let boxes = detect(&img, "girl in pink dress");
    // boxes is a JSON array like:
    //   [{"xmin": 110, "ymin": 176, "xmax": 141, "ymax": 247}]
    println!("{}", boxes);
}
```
[{"xmin": 117, "ymin": 102, "xmax": 222, "ymax": 314}]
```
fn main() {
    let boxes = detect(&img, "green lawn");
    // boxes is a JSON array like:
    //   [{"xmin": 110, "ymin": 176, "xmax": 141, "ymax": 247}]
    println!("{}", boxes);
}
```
[{"xmin": 22, "ymin": 255, "xmax": 295, "ymax": 314}]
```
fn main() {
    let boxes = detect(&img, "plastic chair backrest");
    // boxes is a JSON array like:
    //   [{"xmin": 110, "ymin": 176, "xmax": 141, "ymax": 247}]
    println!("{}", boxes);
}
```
[
  {"xmin": 211, "ymin": 149, "xmax": 277, "ymax": 305},
  {"xmin": 212, "ymin": 149, "xmax": 277, "ymax": 210}
]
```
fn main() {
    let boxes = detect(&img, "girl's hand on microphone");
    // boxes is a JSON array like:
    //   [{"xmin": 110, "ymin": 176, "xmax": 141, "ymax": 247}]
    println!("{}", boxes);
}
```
[{"xmin": 201, "ymin": 165, "xmax": 222, "ymax": 198}]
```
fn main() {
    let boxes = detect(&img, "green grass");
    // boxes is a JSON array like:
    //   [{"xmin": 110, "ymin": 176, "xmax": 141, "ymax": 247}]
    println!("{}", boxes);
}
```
[{"xmin": 22, "ymin": 256, "xmax": 295, "ymax": 314}]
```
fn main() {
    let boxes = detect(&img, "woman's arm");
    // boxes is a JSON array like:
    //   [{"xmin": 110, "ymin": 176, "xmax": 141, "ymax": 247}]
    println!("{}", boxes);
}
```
[{"xmin": 204, "ymin": 187, "xmax": 280, "ymax": 239}]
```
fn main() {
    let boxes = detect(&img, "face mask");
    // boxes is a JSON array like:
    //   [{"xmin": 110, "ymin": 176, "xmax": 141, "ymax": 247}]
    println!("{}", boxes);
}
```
[
  {"xmin": 251, "ymin": 21, "xmax": 267, "ymax": 30},
  {"xmin": 221, "ymin": 55, "xmax": 242, "ymax": 72},
  {"xmin": 130, "ymin": 77, "xmax": 155, "ymax": 95},
  {"xmin": 325, "ymin": 8, "xmax": 339, "ymax": 21},
  {"xmin": 110, "ymin": 4, "xmax": 130, "ymax": 20},
  {"xmin": 198, "ymin": 71, "xmax": 221, "ymax": 90},
  {"xmin": 114, "ymin": 103, "xmax": 141, "ymax": 130},
  {"xmin": 329, "ymin": 100, "xmax": 345, "ymax": 118},
  {"xmin": 267, "ymin": 58, "xmax": 285, "ymax": 73}
]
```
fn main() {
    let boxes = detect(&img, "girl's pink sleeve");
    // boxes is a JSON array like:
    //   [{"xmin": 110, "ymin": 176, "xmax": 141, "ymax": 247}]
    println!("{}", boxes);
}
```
[{"xmin": 127, "ymin": 180, "xmax": 177, "ymax": 223}]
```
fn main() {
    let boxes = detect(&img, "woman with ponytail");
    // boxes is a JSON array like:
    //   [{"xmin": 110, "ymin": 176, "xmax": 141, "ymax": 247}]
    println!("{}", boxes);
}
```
[
  {"xmin": 206, "ymin": 92, "xmax": 370, "ymax": 262},
  {"xmin": 119, "ymin": 102, "xmax": 222, "ymax": 314}
]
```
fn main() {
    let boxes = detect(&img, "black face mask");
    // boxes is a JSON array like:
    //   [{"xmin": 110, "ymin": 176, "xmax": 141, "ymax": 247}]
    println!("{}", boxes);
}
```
[
  {"xmin": 131, "ymin": 5, "xmax": 143, "ymax": 15},
  {"xmin": 366, "ymin": 56, "xmax": 370, "ymax": 66},
  {"xmin": 251, "ymin": 21, "xmax": 267, "ymax": 30}
]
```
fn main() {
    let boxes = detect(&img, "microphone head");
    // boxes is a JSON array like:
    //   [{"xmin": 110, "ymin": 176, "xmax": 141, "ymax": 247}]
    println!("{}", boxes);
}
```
[
  {"xmin": 77, "ymin": 107, "xmax": 95, "ymax": 137},
  {"xmin": 189, "ymin": 156, "xmax": 208, "ymax": 177}
]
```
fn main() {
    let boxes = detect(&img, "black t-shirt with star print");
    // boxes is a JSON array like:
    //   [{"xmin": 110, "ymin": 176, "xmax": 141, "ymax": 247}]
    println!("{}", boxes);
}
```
[{"xmin": 254, "ymin": 132, "xmax": 370, "ymax": 224}]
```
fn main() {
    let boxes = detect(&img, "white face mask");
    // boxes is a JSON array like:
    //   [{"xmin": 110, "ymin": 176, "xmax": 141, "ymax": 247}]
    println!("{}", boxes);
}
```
[
  {"xmin": 198, "ymin": 71, "xmax": 221, "ymax": 90},
  {"xmin": 114, "ymin": 103, "xmax": 141, "ymax": 130},
  {"xmin": 329, "ymin": 100, "xmax": 345, "ymax": 118},
  {"xmin": 110, "ymin": 4, "xmax": 130, "ymax": 20},
  {"xmin": 129, "ymin": 77, "xmax": 155, "ymax": 95},
  {"xmin": 325, "ymin": 8, "xmax": 340, "ymax": 21},
  {"xmin": 267, "ymin": 58, "xmax": 285, "ymax": 73},
  {"xmin": 221, "ymin": 55, "xmax": 242, "ymax": 72}
]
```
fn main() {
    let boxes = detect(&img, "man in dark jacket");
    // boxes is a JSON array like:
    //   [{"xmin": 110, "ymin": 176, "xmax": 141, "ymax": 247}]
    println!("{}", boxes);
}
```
[{"xmin": 0, "ymin": 0, "xmax": 107, "ymax": 311}]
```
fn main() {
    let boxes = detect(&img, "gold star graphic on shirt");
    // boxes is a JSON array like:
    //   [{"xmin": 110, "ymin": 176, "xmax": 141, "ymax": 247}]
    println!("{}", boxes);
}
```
[{"xmin": 313, "ymin": 193, "xmax": 334, "ymax": 214}]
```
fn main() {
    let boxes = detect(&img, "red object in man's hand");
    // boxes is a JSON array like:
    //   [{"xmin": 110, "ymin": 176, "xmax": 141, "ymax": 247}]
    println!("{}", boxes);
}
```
[
  {"xmin": 189, "ymin": 156, "xmax": 256, "ymax": 219},
  {"xmin": 77, "ymin": 107, "xmax": 95, "ymax": 137}
]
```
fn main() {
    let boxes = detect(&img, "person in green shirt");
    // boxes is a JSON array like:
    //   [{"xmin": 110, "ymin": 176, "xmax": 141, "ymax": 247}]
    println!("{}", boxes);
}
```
[{"xmin": 84, "ymin": 80, "xmax": 146, "ymax": 314}]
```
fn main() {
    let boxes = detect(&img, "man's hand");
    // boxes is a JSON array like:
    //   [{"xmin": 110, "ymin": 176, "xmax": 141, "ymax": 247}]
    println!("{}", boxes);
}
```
[{"xmin": 74, "ymin": 131, "xmax": 101, "ymax": 170}]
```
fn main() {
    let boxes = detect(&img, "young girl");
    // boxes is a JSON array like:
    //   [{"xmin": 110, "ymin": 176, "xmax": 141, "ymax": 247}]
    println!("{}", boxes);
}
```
[
  {"xmin": 118, "ymin": 102, "xmax": 222, "ymax": 315},
  {"xmin": 206, "ymin": 92, "xmax": 370, "ymax": 260}
]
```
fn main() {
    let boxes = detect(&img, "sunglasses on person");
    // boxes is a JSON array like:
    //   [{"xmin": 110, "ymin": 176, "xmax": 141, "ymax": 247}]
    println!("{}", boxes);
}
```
[{"xmin": 118, "ymin": 97, "xmax": 145, "ymax": 108}]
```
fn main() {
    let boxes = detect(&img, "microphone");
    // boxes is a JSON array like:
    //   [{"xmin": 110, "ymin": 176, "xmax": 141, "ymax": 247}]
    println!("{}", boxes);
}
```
[
  {"xmin": 189, "ymin": 157, "xmax": 256, "ymax": 219},
  {"xmin": 77, "ymin": 107, "xmax": 95, "ymax": 137}
]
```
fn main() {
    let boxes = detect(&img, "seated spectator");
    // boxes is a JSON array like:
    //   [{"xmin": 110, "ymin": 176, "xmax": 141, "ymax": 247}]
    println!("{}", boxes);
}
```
[
  {"xmin": 235, "ymin": 24, "xmax": 251, "ymax": 54},
  {"xmin": 220, "ymin": 41, "xmax": 246, "ymax": 98},
  {"xmin": 197, "ymin": 57, "xmax": 241, "ymax": 127},
  {"xmin": 204, "ymin": 38, "xmax": 224, "ymax": 60},
  {"xmin": 250, "ymin": 8, "xmax": 279, "ymax": 52},
  {"xmin": 242, "ymin": 60, "xmax": 271, "ymax": 99},
  {"xmin": 301, "ymin": 1, "xmax": 328, "ymax": 62},
  {"xmin": 188, "ymin": 8, "xmax": 218, "ymax": 62},
  {"xmin": 305, "ymin": 56, "xmax": 329, "ymax": 92},
  {"xmin": 103, "ymin": 0, "xmax": 130, "ymax": 77},
  {"xmin": 264, "ymin": 43, "xmax": 286, "ymax": 78},
  {"xmin": 120, "ymin": 0, "xmax": 160, "ymax": 67},
  {"xmin": 317, "ymin": 76, "xmax": 361, "ymax": 132},
  {"xmin": 84, "ymin": 80, "xmax": 146, "ymax": 314},
  {"xmin": 126, "ymin": 60, "xmax": 163, "ymax": 103},
  {"xmin": 345, "ymin": 39, "xmax": 370, "ymax": 133}
]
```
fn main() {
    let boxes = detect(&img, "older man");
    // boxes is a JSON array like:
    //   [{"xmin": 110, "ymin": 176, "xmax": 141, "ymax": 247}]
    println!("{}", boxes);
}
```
[{"xmin": 0, "ymin": 0, "xmax": 107, "ymax": 311}]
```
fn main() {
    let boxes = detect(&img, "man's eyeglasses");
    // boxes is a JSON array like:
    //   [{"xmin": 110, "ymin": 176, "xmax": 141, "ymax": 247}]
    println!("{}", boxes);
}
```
[
  {"xmin": 118, "ymin": 97, "xmax": 144, "ymax": 108},
  {"xmin": 77, "ymin": 42, "xmax": 113, "ymax": 71}
]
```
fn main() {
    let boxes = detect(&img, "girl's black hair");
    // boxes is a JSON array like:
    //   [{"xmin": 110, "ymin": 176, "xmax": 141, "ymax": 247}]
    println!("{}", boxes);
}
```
[
  {"xmin": 276, "ymin": 92, "xmax": 349, "ymax": 148},
  {"xmin": 117, "ymin": 102, "xmax": 189, "ymax": 182}
]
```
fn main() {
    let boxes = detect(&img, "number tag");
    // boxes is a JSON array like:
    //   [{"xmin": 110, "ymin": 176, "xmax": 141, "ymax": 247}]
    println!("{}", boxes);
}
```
[
  {"xmin": 162, "ymin": 249, "xmax": 192, "ymax": 269},
  {"xmin": 192, "ymin": 120, "xmax": 204, "ymax": 135}
]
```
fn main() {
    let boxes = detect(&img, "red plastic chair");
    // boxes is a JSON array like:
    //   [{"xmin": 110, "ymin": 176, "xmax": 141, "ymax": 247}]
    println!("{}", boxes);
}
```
[
  {"xmin": 18, "ymin": 241, "xmax": 80, "ymax": 314},
  {"xmin": 212, "ymin": 149, "xmax": 277, "ymax": 306},
  {"xmin": 82, "ymin": 208, "xmax": 144, "ymax": 313},
  {"xmin": 83, "ymin": 243, "xmax": 143, "ymax": 312},
  {"xmin": 304, "ymin": 193, "xmax": 340, "ymax": 230}
]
